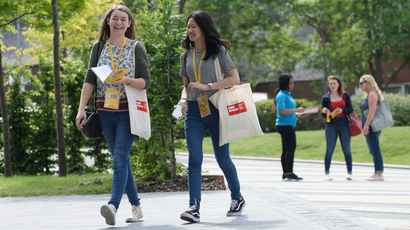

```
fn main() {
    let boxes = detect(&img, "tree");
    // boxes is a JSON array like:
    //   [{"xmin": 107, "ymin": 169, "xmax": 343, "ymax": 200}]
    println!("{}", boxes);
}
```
[
  {"xmin": 286, "ymin": 0, "xmax": 410, "ymax": 87},
  {"xmin": 183, "ymin": 0, "xmax": 310, "ymax": 81},
  {"xmin": 131, "ymin": 0, "xmax": 186, "ymax": 180},
  {"xmin": 22, "ymin": 0, "xmax": 119, "ymax": 174},
  {"xmin": 51, "ymin": 0, "xmax": 67, "ymax": 176},
  {"xmin": 0, "ymin": 44, "xmax": 11, "ymax": 177},
  {"xmin": 0, "ymin": 0, "xmax": 43, "ymax": 177}
]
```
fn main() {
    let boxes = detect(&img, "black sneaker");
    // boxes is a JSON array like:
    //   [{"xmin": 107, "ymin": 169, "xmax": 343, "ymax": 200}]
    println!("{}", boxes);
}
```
[
  {"xmin": 180, "ymin": 205, "xmax": 200, "ymax": 223},
  {"xmin": 284, "ymin": 173, "xmax": 303, "ymax": 181},
  {"xmin": 227, "ymin": 197, "xmax": 246, "ymax": 216}
]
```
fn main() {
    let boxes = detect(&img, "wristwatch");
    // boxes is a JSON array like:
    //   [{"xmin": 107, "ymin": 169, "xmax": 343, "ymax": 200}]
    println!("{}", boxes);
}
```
[{"xmin": 207, "ymin": 82, "xmax": 213, "ymax": 90}]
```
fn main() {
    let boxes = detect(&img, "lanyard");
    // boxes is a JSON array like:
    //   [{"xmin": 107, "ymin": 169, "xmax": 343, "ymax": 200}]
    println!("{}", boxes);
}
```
[
  {"xmin": 193, "ymin": 48, "xmax": 206, "ymax": 83},
  {"xmin": 108, "ymin": 38, "xmax": 126, "ymax": 70}
]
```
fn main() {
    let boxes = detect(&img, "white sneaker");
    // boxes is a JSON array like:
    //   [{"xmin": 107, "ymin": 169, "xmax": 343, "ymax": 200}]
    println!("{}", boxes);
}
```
[
  {"xmin": 346, "ymin": 174, "xmax": 352, "ymax": 180},
  {"xmin": 126, "ymin": 205, "xmax": 143, "ymax": 223},
  {"xmin": 366, "ymin": 175, "xmax": 384, "ymax": 181},
  {"xmin": 100, "ymin": 204, "xmax": 116, "ymax": 225},
  {"xmin": 323, "ymin": 175, "xmax": 333, "ymax": 181}
]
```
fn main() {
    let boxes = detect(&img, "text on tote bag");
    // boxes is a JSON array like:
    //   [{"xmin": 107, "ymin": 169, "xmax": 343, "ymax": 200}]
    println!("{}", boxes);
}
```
[{"xmin": 227, "ymin": 102, "xmax": 247, "ymax": 116}]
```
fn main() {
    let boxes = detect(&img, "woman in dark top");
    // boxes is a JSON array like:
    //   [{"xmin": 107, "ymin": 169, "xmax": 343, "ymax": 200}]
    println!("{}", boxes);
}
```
[{"xmin": 321, "ymin": 75, "xmax": 353, "ymax": 181}]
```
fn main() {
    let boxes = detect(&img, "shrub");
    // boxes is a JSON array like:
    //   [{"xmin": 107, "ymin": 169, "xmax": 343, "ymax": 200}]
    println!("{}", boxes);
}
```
[
  {"xmin": 351, "ymin": 93, "xmax": 410, "ymax": 126},
  {"xmin": 255, "ymin": 99, "xmax": 276, "ymax": 132}
]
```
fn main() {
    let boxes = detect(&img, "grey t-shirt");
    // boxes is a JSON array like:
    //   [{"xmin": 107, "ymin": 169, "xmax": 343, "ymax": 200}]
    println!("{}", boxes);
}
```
[{"xmin": 180, "ymin": 46, "xmax": 236, "ymax": 100}]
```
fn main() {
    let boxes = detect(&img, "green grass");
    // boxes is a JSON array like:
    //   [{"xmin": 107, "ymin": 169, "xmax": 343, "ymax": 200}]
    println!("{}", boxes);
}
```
[
  {"xmin": 182, "ymin": 126, "xmax": 410, "ymax": 166},
  {"xmin": 0, "ymin": 173, "xmax": 112, "ymax": 197}
]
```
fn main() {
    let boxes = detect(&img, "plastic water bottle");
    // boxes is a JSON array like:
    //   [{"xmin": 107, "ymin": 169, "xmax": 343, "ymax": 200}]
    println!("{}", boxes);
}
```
[{"xmin": 172, "ymin": 102, "xmax": 185, "ymax": 120}]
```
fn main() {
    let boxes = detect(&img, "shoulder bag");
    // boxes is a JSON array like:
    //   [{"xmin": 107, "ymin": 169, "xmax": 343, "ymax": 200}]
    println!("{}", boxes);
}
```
[
  {"xmin": 81, "ymin": 41, "xmax": 105, "ymax": 138},
  {"xmin": 209, "ymin": 56, "xmax": 263, "ymax": 146},
  {"xmin": 363, "ymin": 101, "xmax": 394, "ymax": 132},
  {"xmin": 125, "ymin": 41, "xmax": 151, "ymax": 140},
  {"xmin": 347, "ymin": 112, "xmax": 361, "ymax": 136}
]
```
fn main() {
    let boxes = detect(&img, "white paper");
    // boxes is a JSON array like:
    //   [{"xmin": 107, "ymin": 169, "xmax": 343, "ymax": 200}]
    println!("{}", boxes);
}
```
[
  {"xmin": 91, "ymin": 65, "xmax": 112, "ymax": 82},
  {"xmin": 297, "ymin": 106, "xmax": 319, "ymax": 115}
]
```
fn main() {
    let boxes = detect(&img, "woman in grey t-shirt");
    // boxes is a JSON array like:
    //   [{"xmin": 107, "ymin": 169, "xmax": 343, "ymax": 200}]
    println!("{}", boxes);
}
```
[{"xmin": 178, "ymin": 10, "xmax": 245, "ymax": 223}]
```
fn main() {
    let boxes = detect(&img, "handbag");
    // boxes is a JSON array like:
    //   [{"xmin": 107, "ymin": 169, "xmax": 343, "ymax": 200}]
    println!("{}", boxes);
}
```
[
  {"xmin": 363, "ymin": 101, "xmax": 393, "ymax": 132},
  {"xmin": 124, "ymin": 85, "xmax": 151, "ymax": 140},
  {"xmin": 347, "ymin": 112, "xmax": 361, "ymax": 136},
  {"xmin": 81, "ymin": 106, "xmax": 102, "ymax": 138},
  {"xmin": 209, "ymin": 56, "xmax": 263, "ymax": 146}
]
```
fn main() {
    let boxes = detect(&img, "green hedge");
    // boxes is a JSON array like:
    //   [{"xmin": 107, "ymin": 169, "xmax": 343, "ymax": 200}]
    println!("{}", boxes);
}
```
[
  {"xmin": 256, "ymin": 93, "xmax": 410, "ymax": 132},
  {"xmin": 351, "ymin": 93, "xmax": 410, "ymax": 126}
]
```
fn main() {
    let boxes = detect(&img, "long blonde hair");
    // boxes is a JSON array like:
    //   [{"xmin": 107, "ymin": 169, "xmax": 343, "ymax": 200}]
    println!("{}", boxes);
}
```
[
  {"xmin": 97, "ymin": 4, "xmax": 137, "ymax": 41},
  {"xmin": 360, "ymin": 74, "xmax": 384, "ymax": 101}
]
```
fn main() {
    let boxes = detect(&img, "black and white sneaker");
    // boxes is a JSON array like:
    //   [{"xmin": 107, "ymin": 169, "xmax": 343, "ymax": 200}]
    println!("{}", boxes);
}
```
[
  {"xmin": 227, "ymin": 197, "xmax": 246, "ymax": 216},
  {"xmin": 180, "ymin": 205, "xmax": 200, "ymax": 223},
  {"xmin": 284, "ymin": 173, "xmax": 303, "ymax": 181}
]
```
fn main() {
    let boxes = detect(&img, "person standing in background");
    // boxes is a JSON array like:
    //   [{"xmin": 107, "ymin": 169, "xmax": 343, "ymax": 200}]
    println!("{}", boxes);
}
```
[
  {"xmin": 274, "ymin": 73, "xmax": 310, "ymax": 181},
  {"xmin": 359, "ymin": 75, "xmax": 385, "ymax": 181},
  {"xmin": 321, "ymin": 75, "xmax": 354, "ymax": 181}
]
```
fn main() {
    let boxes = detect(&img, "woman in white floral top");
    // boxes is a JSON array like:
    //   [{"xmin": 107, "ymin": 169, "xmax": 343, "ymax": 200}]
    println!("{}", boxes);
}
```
[{"xmin": 75, "ymin": 4, "xmax": 150, "ymax": 226}]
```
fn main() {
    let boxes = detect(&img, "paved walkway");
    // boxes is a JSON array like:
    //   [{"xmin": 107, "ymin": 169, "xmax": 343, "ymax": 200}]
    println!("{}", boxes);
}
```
[{"xmin": 1, "ymin": 154, "xmax": 410, "ymax": 230}]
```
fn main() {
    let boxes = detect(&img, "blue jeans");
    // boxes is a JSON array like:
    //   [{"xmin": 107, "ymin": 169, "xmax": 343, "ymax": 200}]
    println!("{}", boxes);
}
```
[
  {"xmin": 365, "ymin": 126, "xmax": 384, "ymax": 173},
  {"xmin": 185, "ymin": 100, "xmax": 242, "ymax": 209},
  {"xmin": 99, "ymin": 110, "xmax": 140, "ymax": 210},
  {"xmin": 324, "ymin": 117, "xmax": 352, "ymax": 174}
]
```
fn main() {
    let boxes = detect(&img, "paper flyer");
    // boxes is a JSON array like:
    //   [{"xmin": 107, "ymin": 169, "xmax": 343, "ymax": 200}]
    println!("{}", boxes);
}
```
[
  {"xmin": 91, "ymin": 65, "xmax": 130, "ymax": 83},
  {"xmin": 297, "ymin": 106, "xmax": 319, "ymax": 116}
]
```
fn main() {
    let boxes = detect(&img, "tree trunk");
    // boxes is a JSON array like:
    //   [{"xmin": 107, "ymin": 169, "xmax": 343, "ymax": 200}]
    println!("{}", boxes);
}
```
[
  {"xmin": 166, "ymin": 45, "xmax": 177, "ymax": 181},
  {"xmin": 178, "ymin": 0, "xmax": 187, "ymax": 14},
  {"xmin": 0, "ymin": 45, "xmax": 12, "ymax": 177},
  {"xmin": 51, "ymin": 0, "xmax": 67, "ymax": 176},
  {"xmin": 169, "ymin": 121, "xmax": 176, "ymax": 182},
  {"xmin": 374, "ymin": 49, "xmax": 383, "ymax": 89}
]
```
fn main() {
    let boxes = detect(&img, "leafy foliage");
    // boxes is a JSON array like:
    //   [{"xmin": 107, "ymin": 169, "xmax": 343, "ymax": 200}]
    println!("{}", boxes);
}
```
[
  {"xmin": 285, "ymin": 0, "xmax": 410, "ymax": 86},
  {"xmin": 184, "ymin": 0, "xmax": 311, "ymax": 81},
  {"xmin": 131, "ymin": 0, "xmax": 187, "ymax": 180}
]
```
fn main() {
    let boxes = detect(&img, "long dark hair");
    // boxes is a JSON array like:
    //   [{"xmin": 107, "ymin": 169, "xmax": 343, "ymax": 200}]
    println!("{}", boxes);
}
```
[
  {"xmin": 274, "ymin": 74, "xmax": 293, "ymax": 105},
  {"xmin": 182, "ymin": 10, "xmax": 230, "ymax": 60},
  {"xmin": 98, "ymin": 4, "xmax": 137, "ymax": 41}
]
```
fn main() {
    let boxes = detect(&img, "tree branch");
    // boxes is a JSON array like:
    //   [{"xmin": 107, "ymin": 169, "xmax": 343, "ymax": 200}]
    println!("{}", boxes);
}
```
[{"xmin": 0, "ymin": 11, "xmax": 36, "ymax": 28}]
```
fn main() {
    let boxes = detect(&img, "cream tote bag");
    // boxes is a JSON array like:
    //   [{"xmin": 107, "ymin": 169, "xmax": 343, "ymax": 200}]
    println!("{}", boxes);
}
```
[
  {"xmin": 209, "ymin": 57, "xmax": 263, "ymax": 146},
  {"xmin": 124, "ymin": 41, "xmax": 151, "ymax": 140},
  {"xmin": 125, "ymin": 85, "xmax": 151, "ymax": 140}
]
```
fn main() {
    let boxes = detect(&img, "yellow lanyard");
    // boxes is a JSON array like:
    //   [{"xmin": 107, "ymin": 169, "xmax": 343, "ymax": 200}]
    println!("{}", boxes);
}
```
[
  {"xmin": 193, "ymin": 48, "xmax": 206, "ymax": 83},
  {"xmin": 108, "ymin": 38, "xmax": 126, "ymax": 70}
]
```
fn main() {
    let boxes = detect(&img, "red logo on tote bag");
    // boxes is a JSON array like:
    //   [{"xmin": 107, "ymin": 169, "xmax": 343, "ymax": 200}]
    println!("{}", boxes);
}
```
[
  {"xmin": 226, "ymin": 102, "xmax": 247, "ymax": 116},
  {"xmin": 136, "ymin": 100, "xmax": 147, "ymax": 112}
]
